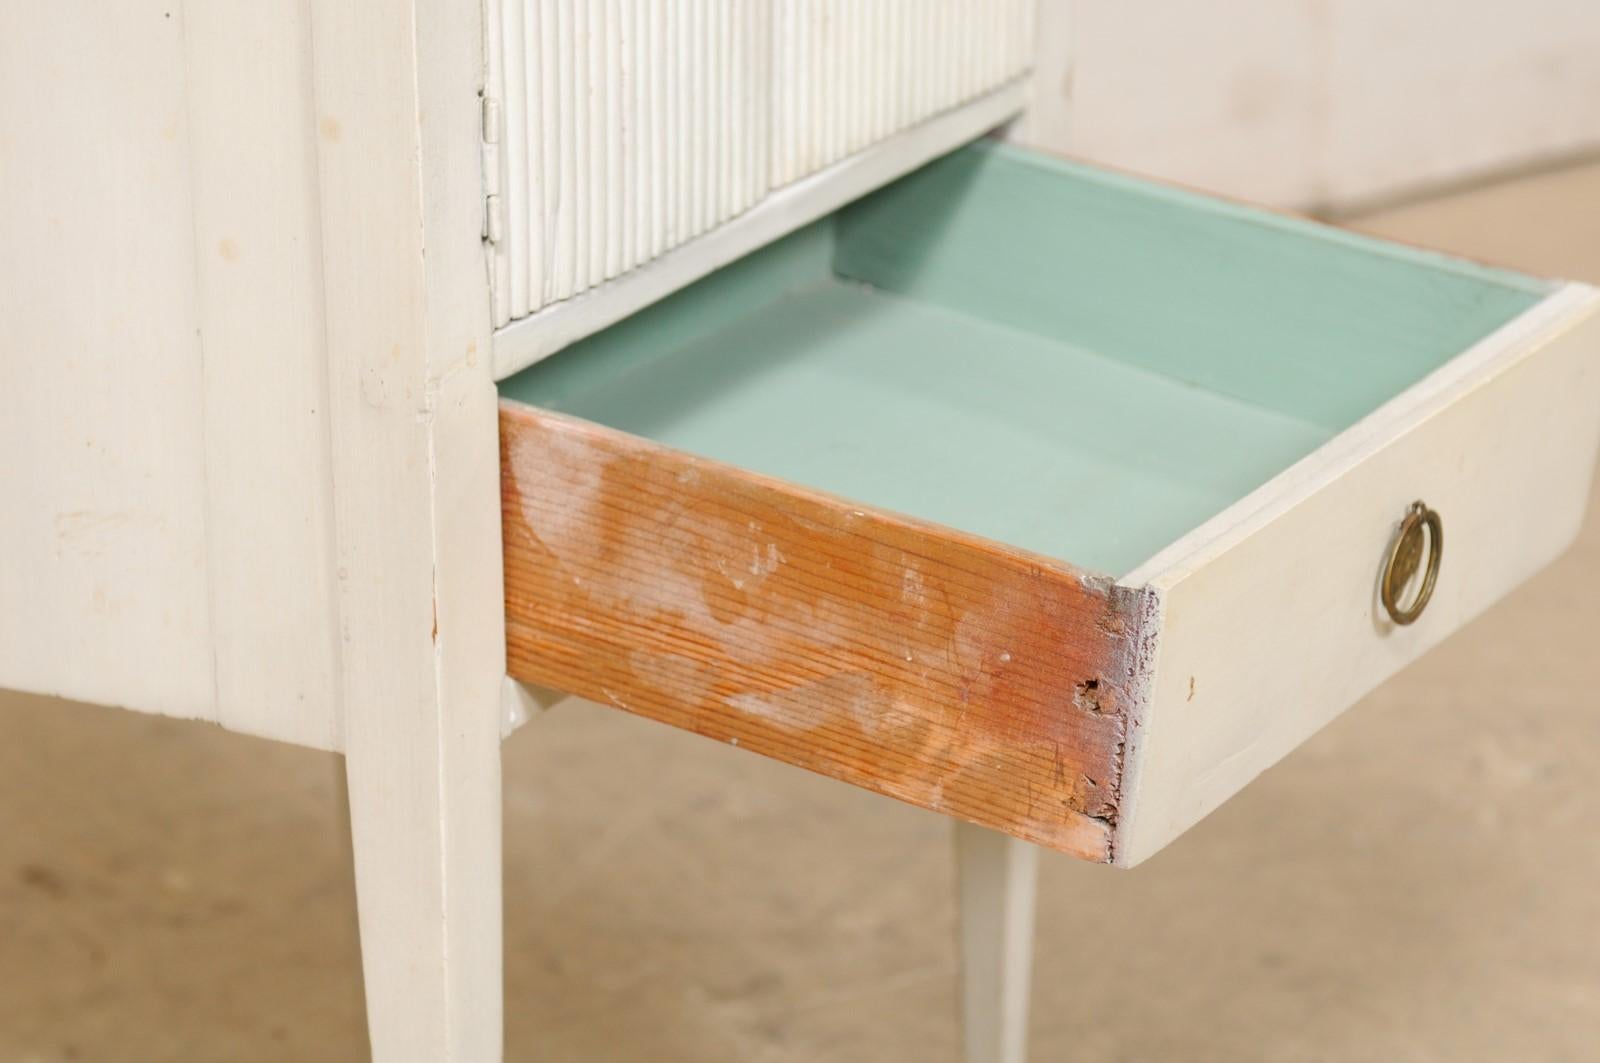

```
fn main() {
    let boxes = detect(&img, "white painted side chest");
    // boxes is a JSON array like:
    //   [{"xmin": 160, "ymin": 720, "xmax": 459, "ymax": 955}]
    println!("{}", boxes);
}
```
[{"xmin": 4, "ymin": 4, "xmax": 1597, "ymax": 1061}]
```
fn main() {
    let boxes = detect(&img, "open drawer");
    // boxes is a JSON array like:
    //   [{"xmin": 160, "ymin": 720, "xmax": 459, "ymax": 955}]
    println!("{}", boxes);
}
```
[{"xmin": 497, "ymin": 142, "xmax": 1600, "ymax": 867}]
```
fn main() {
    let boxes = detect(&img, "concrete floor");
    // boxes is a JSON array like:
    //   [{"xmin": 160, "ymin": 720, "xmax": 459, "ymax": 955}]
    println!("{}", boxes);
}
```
[{"xmin": 4, "ymin": 161, "xmax": 1600, "ymax": 1062}]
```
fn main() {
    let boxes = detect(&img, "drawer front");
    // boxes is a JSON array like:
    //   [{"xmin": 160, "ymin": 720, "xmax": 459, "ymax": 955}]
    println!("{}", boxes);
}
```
[{"xmin": 1117, "ymin": 287, "xmax": 1600, "ymax": 865}]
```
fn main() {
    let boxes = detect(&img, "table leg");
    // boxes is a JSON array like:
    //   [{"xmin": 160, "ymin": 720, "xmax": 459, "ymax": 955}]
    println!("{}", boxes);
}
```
[
  {"xmin": 955, "ymin": 820, "xmax": 1039, "ymax": 1063},
  {"xmin": 345, "ymin": 722, "xmax": 502, "ymax": 1061}
]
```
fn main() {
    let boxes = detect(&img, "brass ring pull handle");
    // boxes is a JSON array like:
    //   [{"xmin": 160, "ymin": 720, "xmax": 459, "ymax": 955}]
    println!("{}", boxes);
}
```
[{"xmin": 1381, "ymin": 500, "xmax": 1443, "ymax": 626}]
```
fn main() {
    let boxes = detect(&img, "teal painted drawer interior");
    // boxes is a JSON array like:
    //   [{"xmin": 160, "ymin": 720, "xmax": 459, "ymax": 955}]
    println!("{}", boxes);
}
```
[{"xmin": 500, "ymin": 141, "xmax": 1549, "ymax": 580}]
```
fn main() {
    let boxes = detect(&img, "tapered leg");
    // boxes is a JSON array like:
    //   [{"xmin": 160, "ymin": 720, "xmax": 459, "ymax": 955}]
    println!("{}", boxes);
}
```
[
  {"xmin": 305, "ymin": 0, "xmax": 506, "ymax": 1053},
  {"xmin": 955, "ymin": 821, "xmax": 1039, "ymax": 1063},
  {"xmin": 345, "ymin": 722, "xmax": 502, "ymax": 1061}
]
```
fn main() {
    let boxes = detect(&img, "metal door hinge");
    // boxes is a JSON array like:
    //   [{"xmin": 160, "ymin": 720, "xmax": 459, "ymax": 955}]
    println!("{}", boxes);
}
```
[{"xmin": 481, "ymin": 93, "xmax": 504, "ymax": 244}]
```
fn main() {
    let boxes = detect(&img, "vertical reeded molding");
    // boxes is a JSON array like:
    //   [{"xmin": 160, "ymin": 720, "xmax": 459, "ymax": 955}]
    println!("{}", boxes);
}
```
[{"xmin": 486, "ymin": 0, "xmax": 1035, "ymax": 327}]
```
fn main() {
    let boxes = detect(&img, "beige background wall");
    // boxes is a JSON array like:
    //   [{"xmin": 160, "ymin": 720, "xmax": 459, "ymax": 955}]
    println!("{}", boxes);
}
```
[{"xmin": 1017, "ymin": 0, "xmax": 1600, "ymax": 211}]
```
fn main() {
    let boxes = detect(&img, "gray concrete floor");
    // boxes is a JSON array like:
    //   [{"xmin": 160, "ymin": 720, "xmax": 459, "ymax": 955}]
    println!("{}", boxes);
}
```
[{"xmin": 4, "ymin": 161, "xmax": 1599, "ymax": 1062}]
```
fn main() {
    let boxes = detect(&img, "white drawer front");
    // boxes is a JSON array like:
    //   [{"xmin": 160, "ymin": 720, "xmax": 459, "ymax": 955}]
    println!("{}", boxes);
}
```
[{"xmin": 1118, "ymin": 286, "xmax": 1600, "ymax": 866}]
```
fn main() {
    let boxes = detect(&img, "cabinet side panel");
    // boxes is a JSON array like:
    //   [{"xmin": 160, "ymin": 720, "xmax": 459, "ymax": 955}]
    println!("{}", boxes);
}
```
[
  {"xmin": 501, "ymin": 404, "xmax": 1141, "ymax": 861},
  {"xmin": 183, "ymin": 2, "xmax": 344, "ymax": 750},
  {"xmin": 0, "ymin": 4, "xmax": 216, "ymax": 718}
]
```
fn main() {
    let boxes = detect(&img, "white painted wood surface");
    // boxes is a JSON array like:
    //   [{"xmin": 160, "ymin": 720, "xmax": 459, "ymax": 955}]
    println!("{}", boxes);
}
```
[
  {"xmin": 1116, "ymin": 284, "xmax": 1600, "ymax": 866},
  {"xmin": 1005, "ymin": 0, "xmax": 1072, "ymax": 152},
  {"xmin": 0, "ymin": 3, "xmax": 344, "ymax": 751},
  {"xmin": 181, "ymin": 2, "xmax": 345, "ymax": 750},
  {"xmin": 484, "ymin": 0, "xmax": 1034, "ymax": 333},
  {"xmin": 956, "ymin": 821, "xmax": 1039, "ymax": 1063},
  {"xmin": 1, "ymin": 3, "xmax": 217, "ymax": 724},
  {"xmin": 308, "ymin": 0, "xmax": 506, "ymax": 1058},
  {"xmin": 767, "ymin": 0, "xmax": 1035, "ymax": 185}
]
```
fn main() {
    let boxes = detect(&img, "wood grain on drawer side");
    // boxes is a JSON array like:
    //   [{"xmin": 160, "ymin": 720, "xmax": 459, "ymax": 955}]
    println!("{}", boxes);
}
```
[{"xmin": 500, "ymin": 403, "xmax": 1149, "ymax": 861}]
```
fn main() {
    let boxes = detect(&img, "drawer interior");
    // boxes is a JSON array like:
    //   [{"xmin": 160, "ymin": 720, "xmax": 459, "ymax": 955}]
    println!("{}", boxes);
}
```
[{"xmin": 499, "ymin": 141, "xmax": 1551, "ymax": 578}]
